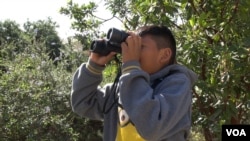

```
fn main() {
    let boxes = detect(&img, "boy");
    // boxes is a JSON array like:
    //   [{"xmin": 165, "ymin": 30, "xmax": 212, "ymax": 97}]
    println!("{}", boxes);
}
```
[{"xmin": 71, "ymin": 25, "xmax": 198, "ymax": 141}]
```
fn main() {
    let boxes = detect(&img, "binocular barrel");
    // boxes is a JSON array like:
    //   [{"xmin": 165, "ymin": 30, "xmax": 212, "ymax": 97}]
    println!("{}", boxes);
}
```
[
  {"xmin": 107, "ymin": 28, "xmax": 128, "ymax": 43},
  {"xmin": 90, "ymin": 28, "xmax": 129, "ymax": 56}
]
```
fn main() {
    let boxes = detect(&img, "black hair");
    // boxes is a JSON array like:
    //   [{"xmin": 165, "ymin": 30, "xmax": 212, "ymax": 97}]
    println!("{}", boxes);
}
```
[{"xmin": 137, "ymin": 25, "xmax": 176, "ymax": 65}]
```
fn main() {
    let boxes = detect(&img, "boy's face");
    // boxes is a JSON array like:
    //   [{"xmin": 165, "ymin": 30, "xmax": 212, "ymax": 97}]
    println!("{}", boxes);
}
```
[{"xmin": 139, "ymin": 35, "xmax": 171, "ymax": 74}]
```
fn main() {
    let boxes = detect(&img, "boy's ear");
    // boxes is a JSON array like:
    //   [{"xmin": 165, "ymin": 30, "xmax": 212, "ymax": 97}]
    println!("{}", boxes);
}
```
[{"xmin": 159, "ymin": 48, "xmax": 172, "ymax": 64}]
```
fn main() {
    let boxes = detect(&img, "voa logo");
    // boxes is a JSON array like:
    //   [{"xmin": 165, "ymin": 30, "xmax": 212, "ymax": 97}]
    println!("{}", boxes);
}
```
[{"xmin": 226, "ymin": 129, "xmax": 246, "ymax": 136}]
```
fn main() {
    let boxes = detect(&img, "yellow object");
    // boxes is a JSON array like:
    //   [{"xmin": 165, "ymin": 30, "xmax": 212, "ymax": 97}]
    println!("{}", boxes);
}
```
[{"xmin": 116, "ymin": 106, "xmax": 145, "ymax": 141}]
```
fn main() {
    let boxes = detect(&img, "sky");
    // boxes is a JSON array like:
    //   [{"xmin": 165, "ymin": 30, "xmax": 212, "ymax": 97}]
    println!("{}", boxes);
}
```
[{"xmin": 0, "ymin": 0, "xmax": 123, "ymax": 39}]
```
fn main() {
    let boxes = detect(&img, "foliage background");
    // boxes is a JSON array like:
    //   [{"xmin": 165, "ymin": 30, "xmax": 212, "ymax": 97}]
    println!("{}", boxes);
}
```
[{"xmin": 1, "ymin": 0, "xmax": 250, "ymax": 141}]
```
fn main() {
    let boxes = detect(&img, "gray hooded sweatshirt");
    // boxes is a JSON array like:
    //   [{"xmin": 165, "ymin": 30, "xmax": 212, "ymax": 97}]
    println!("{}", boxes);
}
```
[{"xmin": 71, "ymin": 60, "xmax": 198, "ymax": 141}]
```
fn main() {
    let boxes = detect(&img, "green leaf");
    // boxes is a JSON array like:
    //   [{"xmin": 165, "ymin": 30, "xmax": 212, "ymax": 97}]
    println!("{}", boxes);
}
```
[{"xmin": 189, "ymin": 17, "xmax": 195, "ymax": 27}]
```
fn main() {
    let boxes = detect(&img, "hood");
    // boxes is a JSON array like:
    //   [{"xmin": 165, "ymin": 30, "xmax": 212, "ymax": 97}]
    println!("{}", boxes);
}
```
[{"xmin": 149, "ymin": 64, "xmax": 198, "ymax": 86}]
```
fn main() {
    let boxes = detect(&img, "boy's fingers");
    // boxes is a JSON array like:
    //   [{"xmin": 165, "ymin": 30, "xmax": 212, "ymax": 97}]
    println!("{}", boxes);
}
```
[
  {"xmin": 106, "ymin": 52, "xmax": 116, "ymax": 60},
  {"xmin": 121, "ymin": 42, "xmax": 128, "ymax": 52},
  {"xmin": 126, "ymin": 36, "xmax": 134, "ymax": 49}
]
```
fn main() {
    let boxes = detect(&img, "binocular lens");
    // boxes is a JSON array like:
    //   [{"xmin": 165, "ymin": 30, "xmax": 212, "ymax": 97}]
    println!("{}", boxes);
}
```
[{"xmin": 107, "ymin": 28, "xmax": 128, "ymax": 43}]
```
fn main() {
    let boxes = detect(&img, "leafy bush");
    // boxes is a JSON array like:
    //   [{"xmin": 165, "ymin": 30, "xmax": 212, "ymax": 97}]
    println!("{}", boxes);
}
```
[{"xmin": 0, "ymin": 41, "xmax": 104, "ymax": 140}]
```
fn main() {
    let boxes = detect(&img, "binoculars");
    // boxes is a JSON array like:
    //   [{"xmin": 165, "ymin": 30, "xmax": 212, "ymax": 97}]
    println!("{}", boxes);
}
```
[{"xmin": 90, "ymin": 28, "xmax": 129, "ymax": 56}]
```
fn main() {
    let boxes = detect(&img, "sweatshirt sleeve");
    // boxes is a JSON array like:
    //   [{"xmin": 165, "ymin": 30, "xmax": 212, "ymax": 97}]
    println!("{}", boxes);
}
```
[
  {"xmin": 119, "ymin": 61, "xmax": 193, "ymax": 140},
  {"xmin": 70, "ymin": 59, "xmax": 108, "ymax": 120}
]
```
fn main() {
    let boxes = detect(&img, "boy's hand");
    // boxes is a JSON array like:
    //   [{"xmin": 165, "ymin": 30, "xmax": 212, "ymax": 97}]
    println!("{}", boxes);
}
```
[
  {"xmin": 121, "ymin": 32, "xmax": 141, "ymax": 63},
  {"xmin": 90, "ymin": 52, "xmax": 116, "ymax": 66}
]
